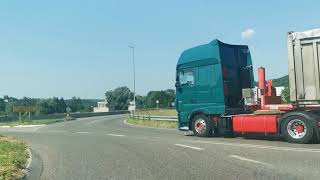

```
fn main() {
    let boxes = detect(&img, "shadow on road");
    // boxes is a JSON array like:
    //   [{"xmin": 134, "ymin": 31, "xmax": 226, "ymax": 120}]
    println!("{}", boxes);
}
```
[{"xmin": 186, "ymin": 132, "xmax": 320, "ymax": 144}]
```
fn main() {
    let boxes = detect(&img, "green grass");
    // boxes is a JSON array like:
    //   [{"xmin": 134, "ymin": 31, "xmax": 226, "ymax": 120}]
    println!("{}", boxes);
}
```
[
  {"xmin": 0, "ymin": 135, "xmax": 28, "ymax": 180},
  {"xmin": 127, "ymin": 116, "xmax": 177, "ymax": 129},
  {"xmin": 0, "ymin": 119, "xmax": 64, "ymax": 127},
  {"xmin": 136, "ymin": 109, "xmax": 177, "ymax": 116}
]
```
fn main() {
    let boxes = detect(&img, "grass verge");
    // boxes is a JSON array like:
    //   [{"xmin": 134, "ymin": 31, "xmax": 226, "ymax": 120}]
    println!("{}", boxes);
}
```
[
  {"xmin": 127, "ymin": 116, "xmax": 177, "ymax": 129},
  {"xmin": 0, "ymin": 135, "xmax": 28, "ymax": 180},
  {"xmin": 0, "ymin": 119, "xmax": 64, "ymax": 127},
  {"xmin": 135, "ymin": 109, "xmax": 177, "ymax": 116}
]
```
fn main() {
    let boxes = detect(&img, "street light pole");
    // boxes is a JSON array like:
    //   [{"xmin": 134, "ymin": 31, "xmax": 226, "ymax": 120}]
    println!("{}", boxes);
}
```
[{"xmin": 129, "ymin": 46, "xmax": 136, "ymax": 107}]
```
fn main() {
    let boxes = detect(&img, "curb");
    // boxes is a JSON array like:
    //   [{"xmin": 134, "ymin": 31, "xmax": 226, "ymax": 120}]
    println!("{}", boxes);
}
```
[
  {"xmin": 123, "ymin": 120, "xmax": 177, "ymax": 131},
  {"xmin": 22, "ymin": 148, "xmax": 43, "ymax": 180},
  {"xmin": 20, "ymin": 148, "xmax": 32, "ymax": 180}
]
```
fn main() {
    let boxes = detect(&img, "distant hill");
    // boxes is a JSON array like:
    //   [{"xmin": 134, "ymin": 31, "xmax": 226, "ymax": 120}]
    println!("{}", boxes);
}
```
[
  {"xmin": 272, "ymin": 75, "xmax": 289, "ymax": 87},
  {"xmin": 255, "ymin": 75, "xmax": 289, "ymax": 87}
]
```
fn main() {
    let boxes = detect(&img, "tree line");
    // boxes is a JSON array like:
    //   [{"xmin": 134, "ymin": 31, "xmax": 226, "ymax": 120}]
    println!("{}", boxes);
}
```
[
  {"xmin": 0, "ymin": 96, "xmax": 95, "ymax": 115},
  {"xmin": 0, "ymin": 84, "xmax": 290, "ymax": 114},
  {"xmin": 0, "ymin": 87, "xmax": 176, "ymax": 115},
  {"xmin": 105, "ymin": 87, "xmax": 176, "ymax": 111}
]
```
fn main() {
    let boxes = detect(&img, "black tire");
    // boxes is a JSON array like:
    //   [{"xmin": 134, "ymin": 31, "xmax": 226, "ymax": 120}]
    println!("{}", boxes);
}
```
[
  {"xmin": 281, "ymin": 112, "xmax": 315, "ymax": 144},
  {"xmin": 191, "ymin": 114, "xmax": 213, "ymax": 137}
]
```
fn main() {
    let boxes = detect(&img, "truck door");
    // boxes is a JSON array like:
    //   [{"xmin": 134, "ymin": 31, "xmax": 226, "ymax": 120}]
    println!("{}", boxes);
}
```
[
  {"xmin": 194, "ymin": 64, "xmax": 224, "ymax": 111},
  {"xmin": 195, "ymin": 65, "xmax": 212, "ymax": 106},
  {"xmin": 176, "ymin": 68, "xmax": 197, "ymax": 125}
]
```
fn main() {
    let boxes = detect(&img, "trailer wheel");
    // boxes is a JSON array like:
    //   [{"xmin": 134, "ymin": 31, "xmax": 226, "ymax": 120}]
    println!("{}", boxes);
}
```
[
  {"xmin": 191, "ymin": 114, "xmax": 213, "ymax": 137},
  {"xmin": 281, "ymin": 113, "xmax": 315, "ymax": 144}
]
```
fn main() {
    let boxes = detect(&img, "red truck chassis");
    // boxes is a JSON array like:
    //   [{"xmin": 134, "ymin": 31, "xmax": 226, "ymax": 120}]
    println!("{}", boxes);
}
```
[{"xmin": 222, "ymin": 67, "xmax": 320, "ymax": 143}]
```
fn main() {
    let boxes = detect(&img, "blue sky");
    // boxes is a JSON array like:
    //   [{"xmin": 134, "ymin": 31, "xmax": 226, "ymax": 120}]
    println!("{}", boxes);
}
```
[{"xmin": 0, "ymin": 0, "xmax": 319, "ymax": 99}]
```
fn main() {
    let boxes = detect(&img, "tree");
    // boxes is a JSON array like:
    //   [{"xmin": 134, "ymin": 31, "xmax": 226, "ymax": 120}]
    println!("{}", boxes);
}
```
[
  {"xmin": 144, "ymin": 89, "xmax": 175, "ymax": 108},
  {"xmin": 272, "ymin": 75, "xmax": 289, "ymax": 87},
  {"xmin": 135, "ymin": 95, "xmax": 145, "ymax": 109},
  {"xmin": 5, "ymin": 101, "xmax": 18, "ymax": 114},
  {"xmin": 66, "ymin": 97, "xmax": 84, "ymax": 112},
  {"xmin": 281, "ymin": 86, "xmax": 290, "ymax": 103},
  {"xmin": 19, "ymin": 97, "xmax": 37, "ymax": 106},
  {"xmin": 3, "ymin": 96, "xmax": 31, "ymax": 114},
  {"xmin": 105, "ymin": 86, "xmax": 133, "ymax": 110},
  {"xmin": 48, "ymin": 97, "xmax": 67, "ymax": 113},
  {"xmin": 58, "ymin": 98, "xmax": 67, "ymax": 113},
  {"xmin": 36, "ymin": 97, "xmax": 67, "ymax": 115},
  {"xmin": 0, "ymin": 98, "xmax": 5, "ymax": 112},
  {"xmin": 3, "ymin": 95, "xmax": 17, "ymax": 102},
  {"xmin": 37, "ymin": 99, "xmax": 52, "ymax": 115}
]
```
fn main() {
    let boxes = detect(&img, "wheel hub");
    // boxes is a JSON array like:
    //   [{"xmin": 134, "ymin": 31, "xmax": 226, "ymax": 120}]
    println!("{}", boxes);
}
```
[
  {"xmin": 287, "ymin": 119, "xmax": 307, "ymax": 139},
  {"xmin": 195, "ymin": 119, "xmax": 206, "ymax": 134},
  {"xmin": 295, "ymin": 124, "xmax": 304, "ymax": 133}
]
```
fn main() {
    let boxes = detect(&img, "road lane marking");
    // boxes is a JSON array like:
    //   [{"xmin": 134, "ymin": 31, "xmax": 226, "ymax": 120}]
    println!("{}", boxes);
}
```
[
  {"xmin": 105, "ymin": 134, "xmax": 125, "ymax": 137},
  {"xmin": 15, "ymin": 125, "xmax": 46, "ymax": 128},
  {"xmin": 174, "ymin": 144, "xmax": 204, "ymax": 151},
  {"xmin": 33, "ymin": 127, "xmax": 43, "ymax": 131},
  {"xmin": 229, "ymin": 155, "xmax": 272, "ymax": 166},
  {"xmin": 47, "ymin": 130, "xmax": 68, "ymax": 133},
  {"xmin": 75, "ymin": 131, "xmax": 91, "ymax": 134},
  {"xmin": 0, "ymin": 125, "xmax": 46, "ymax": 129},
  {"xmin": 184, "ymin": 140, "xmax": 320, "ymax": 153}
]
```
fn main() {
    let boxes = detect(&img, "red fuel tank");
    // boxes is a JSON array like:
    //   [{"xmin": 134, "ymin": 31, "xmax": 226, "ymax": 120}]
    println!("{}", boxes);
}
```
[{"xmin": 232, "ymin": 114, "xmax": 278, "ymax": 133}]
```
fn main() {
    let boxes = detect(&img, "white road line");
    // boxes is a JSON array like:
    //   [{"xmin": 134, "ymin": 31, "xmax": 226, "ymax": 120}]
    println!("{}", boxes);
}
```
[
  {"xmin": 184, "ymin": 140, "xmax": 320, "ymax": 153},
  {"xmin": 105, "ymin": 134, "xmax": 125, "ymax": 137},
  {"xmin": 0, "ymin": 125, "xmax": 46, "ymax": 128},
  {"xmin": 15, "ymin": 125, "xmax": 46, "ymax": 128},
  {"xmin": 33, "ymin": 126, "xmax": 44, "ymax": 131},
  {"xmin": 33, "ymin": 127, "xmax": 41, "ymax": 131},
  {"xmin": 229, "ymin": 155, "xmax": 272, "ymax": 166},
  {"xmin": 174, "ymin": 144, "xmax": 204, "ymax": 151},
  {"xmin": 75, "ymin": 131, "xmax": 91, "ymax": 134},
  {"xmin": 48, "ymin": 130, "xmax": 68, "ymax": 133}
]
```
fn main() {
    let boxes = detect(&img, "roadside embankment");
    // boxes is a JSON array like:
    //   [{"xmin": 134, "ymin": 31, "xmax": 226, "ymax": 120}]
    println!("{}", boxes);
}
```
[
  {"xmin": 127, "ymin": 116, "xmax": 177, "ymax": 129},
  {"xmin": 135, "ymin": 109, "xmax": 177, "ymax": 116},
  {"xmin": 0, "ymin": 135, "xmax": 29, "ymax": 179}
]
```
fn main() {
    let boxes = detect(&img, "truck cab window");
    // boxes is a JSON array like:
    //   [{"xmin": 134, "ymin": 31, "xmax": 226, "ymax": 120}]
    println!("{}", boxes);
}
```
[{"xmin": 179, "ymin": 69, "xmax": 194, "ymax": 85}]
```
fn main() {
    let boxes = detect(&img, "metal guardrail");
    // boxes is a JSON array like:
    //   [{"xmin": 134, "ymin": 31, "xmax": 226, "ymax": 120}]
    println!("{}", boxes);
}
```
[
  {"xmin": 133, "ymin": 115, "xmax": 178, "ymax": 122},
  {"xmin": 70, "ymin": 111, "xmax": 129, "ymax": 118}
]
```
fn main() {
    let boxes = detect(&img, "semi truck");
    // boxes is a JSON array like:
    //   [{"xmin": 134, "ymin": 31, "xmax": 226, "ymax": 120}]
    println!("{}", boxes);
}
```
[{"xmin": 175, "ymin": 29, "xmax": 320, "ymax": 144}]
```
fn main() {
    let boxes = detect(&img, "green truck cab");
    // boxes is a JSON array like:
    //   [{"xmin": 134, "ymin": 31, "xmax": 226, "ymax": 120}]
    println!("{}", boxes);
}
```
[{"xmin": 175, "ymin": 39, "xmax": 254, "ymax": 135}]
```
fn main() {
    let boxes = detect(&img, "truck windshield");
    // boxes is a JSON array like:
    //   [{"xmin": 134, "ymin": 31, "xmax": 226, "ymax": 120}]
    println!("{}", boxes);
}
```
[{"xmin": 179, "ymin": 69, "xmax": 194, "ymax": 85}]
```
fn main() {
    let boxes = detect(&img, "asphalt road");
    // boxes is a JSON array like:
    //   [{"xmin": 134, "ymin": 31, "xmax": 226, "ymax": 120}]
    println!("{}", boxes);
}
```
[{"xmin": 1, "ymin": 115, "xmax": 320, "ymax": 180}]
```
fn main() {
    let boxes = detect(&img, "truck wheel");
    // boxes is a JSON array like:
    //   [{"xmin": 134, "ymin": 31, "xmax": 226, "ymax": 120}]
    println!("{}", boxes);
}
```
[
  {"xmin": 191, "ymin": 114, "xmax": 213, "ymax": 137},
  {"xmin": 281, "ymin": 113, "xmax": 314, "ymax": 144}
]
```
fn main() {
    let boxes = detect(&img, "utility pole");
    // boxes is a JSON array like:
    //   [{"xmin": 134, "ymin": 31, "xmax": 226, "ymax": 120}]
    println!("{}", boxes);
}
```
[{"xmin": 129, "ymin": 46, "xmax": 136, "ymax": 108}]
